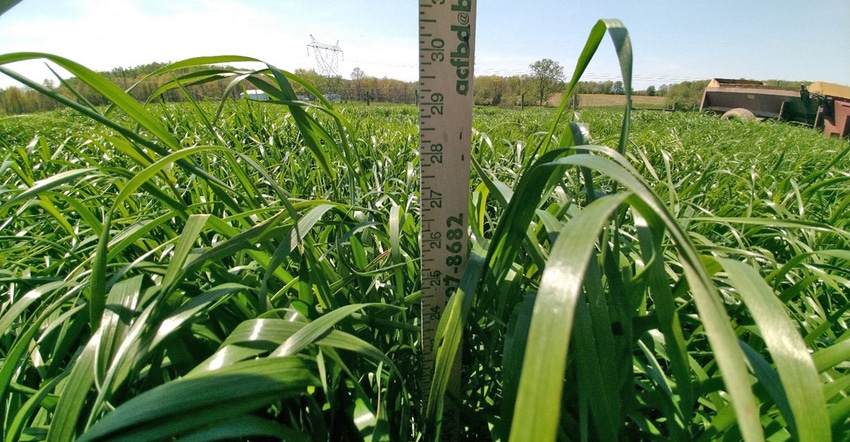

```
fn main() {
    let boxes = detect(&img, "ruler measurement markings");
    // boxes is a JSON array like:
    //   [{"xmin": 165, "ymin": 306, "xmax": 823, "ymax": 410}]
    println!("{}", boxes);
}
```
[{"xmin": 419, "ymin": 0, "xmax": 475, "ymax": 439}]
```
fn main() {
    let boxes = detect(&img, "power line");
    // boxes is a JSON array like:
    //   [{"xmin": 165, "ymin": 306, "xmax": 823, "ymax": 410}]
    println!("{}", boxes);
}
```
[{"xmin": 307, "ymin": 35, "xmax": 343, "ymax": 80}]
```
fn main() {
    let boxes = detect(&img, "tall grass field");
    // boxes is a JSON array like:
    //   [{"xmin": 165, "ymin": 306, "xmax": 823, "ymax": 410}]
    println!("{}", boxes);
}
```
[{"xmin": 2, "ymin": 20, "xmax": 850, "ymax": 441}]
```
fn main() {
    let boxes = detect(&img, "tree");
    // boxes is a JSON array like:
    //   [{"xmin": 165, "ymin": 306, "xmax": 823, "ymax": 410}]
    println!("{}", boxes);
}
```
[
  {"xmin": 646, "ymin": 85, "xmax": 656, "ymax": 96},
  {"xmin": 0, "ymin": 86, "xmax": 24, "ymax": 114},
  {"xmin": 664, "ymin": 80, "xmax": 710, "ymax": 110},
  {"xmin": 505, "ymin": 74, "xmax": 530, "ymax": 107},
  {"xmin": 529, "ymin": 58, "xmax": 565, "ymax": 106},
  {"xmin": 292, "ymin": 69, "xmax": 324, "ymax": 97},
  {"xmin": 612, "ymin": 80, "xmax": 624, "ymax": 95},
  {"xmin": 590, "ymin": 82, "xmax": 605, "ymax": 94},
  {"xmin": 474, "ymin": 75, "xmax": 508, "ymax": 106},
  {"xmin": 351, "ymin": 67, "xmax": 365, "ymax": 101}
]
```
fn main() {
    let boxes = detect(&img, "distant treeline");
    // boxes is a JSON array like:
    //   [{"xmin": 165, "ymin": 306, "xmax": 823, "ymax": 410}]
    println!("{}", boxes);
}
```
[
  {"xmin": 0, "ymin": 60, "xmax": 813, "ymax": 115},
  {"xmin": 473, "ymin": 76, "xmax": 664, "ymax": 107},
  {"xmin": 0, "ymin": 62, "xmax": 418, "ymax": 115}
]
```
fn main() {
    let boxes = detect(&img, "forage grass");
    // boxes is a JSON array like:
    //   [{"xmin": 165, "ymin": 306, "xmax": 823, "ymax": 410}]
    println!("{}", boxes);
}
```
[
  {"xmin": 1, "ymin": 17, "xmax": 849, "ymax": 442},
  {"xmin": 1, "ymin": 54, "xmax": 420, "ymax": 441},
  {"xmin": 427, "ymin": 19, "xmax": 848, "ymax": 442}
]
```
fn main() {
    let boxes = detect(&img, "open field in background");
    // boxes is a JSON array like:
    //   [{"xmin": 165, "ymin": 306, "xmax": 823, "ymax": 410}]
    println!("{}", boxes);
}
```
[{"xmin": 548, "ymin": 93, "xmax": 668, "ymax": 109}]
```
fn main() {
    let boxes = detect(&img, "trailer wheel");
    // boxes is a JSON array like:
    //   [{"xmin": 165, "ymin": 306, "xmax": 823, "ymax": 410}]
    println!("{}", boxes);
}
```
[{"xmin": 721, "ymin": 108, "xmax": 756, "ymax": 120}]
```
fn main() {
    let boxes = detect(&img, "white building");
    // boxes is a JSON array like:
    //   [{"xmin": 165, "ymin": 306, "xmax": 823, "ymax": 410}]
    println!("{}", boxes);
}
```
[{"xmin": 240, "ymin": 90, "xmax": 270, "ymax": 101}]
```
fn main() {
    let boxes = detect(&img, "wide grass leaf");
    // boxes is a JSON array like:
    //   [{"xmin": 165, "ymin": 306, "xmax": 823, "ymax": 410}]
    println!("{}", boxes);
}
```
[
  {"xmin": 551, "ymin": 148, "xmax": 765, "ymax": 441},
  {"xmin": 192, "ymin": 318, "xmax": 402, "ymax": 376},
  {"xmin": 536, "ymin": 19, "xmax": 632, "ymax": 158},
  {"xmin": 715, "ymin": 257, "xmax": 830, "ymax": 442},
  {"xmin": 77, "ymin": 357, "xmax": 320, "ymax": 441},
  {"xmin": 0, "ymin": 167, "xmax": 97, "ymax": 212},
  {"xmin": 509, "ymin": 192, "xmax": 630, "ymax": 442},
  {"xmin": 272, "ymin": 303, "xmax": 400, "ymax": 357},
  {"xmin": 175, "ymin": 415, "xmax": 306, "ymax": 442}
]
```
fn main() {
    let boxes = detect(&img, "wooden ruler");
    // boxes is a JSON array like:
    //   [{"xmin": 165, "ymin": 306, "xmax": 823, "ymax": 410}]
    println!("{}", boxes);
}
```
[{"xmin": 419, "ymin": 0, "xmax": 476, "ymax": 437}]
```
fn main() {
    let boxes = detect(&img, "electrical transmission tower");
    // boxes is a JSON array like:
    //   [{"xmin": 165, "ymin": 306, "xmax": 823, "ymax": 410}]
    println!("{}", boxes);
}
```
[{"xmin": 307, "ymin": 35, "xmax": 343, "ymax": 93}]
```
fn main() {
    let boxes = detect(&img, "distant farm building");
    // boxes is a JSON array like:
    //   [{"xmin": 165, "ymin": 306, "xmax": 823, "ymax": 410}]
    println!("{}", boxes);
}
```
[{"xmin": 240, "ymin": 90, "xmax": 270, "ymax": 101}]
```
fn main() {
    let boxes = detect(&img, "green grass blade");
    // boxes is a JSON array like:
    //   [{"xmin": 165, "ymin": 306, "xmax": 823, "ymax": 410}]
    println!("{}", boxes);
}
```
[
  {"xmin": 5, "ymin": 372, "xmax": 68, "ymax": 442},
  {"xmin": 0, "ymin": 280, "xmax": 65, "ymax": 337},
  {"xmin": 192, "ymin": 318, "xmax": 403, "ymax": 379},
  {"xmin": 0, "ymin": 0, "xmax": 24, "ymax": 17},
  {"xmin": 150, "ymin": 283, "xmax": 250, "ymax": 349},
  {"xmin": 159, "ymin": 214, "xmax": 210, "ymax": 292},
  {"xmin": 175, "ymin": 415, "xmax": 306, "ymax": 442},
  {"xmin": 633, "ymin": 209, "xmax": 693, "ymax": 429},
  {"xmin": 509, "ymin": 192, "xmax": 630, "ymax": 442},
  {"xmin": 498, "ymin": 291, "xmax": 536, "ymax": 438},
  {"xmin": 88, "ymin": 211, "xmax": 111, "ymax": 330},
  {"xmin": 0, "ymin": 52, "xmax": 183, "ymax": 151},
  {"xmin": 272, "ymin": 303, "xmax": 399, "ymax": 357},
  {"xmin": 566, "ymin": 149, "xmax": 764, "ymax": 440},
  {"xmin": 536, "ymin": 19, "xmax": 632, "ymax": 158},
  {"xmin": 570, "ymin": 280, "xmax": 621, "ymax": 441},
  {"xmin": 93, "ymin": 275, "xmax": 143, "ymax": 390},
  {"xmin": 426, "ymin": 242, "xmax": 488, "ymax": 438},
  {"xmin": 112, "ymin": 146, "xmax": 225, "ymax": 213},
  {"xmin": 77, "ymin": 357, "xmax": 320, "ymax": 441},
  {"xmin": 48, "ymin": 328, "xmax": 99, "ymax": 442},
  {"xmin": 812, "ymin": 338, "xmax": 850, "ymax": 373},
  {"xmin": 0, "ymin": 167, "xmax": 97, "ymax": 212},
  {"xmin": 717, "ymin": 257, "xmax": 830, "ymax": 441},
  {"xmin": 0, "ymin": 288, "xmax": 81, "ymax": 423}
]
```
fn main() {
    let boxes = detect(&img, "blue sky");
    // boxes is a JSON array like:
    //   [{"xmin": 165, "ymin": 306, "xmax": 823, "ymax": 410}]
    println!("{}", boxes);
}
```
[{"xmin": 0, "ymin": 0, "xmax": 848, "ymax": 90}]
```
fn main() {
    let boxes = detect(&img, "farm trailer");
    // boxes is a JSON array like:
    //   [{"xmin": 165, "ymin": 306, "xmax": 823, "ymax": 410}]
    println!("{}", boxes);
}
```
[
  {"xmin": 700, "ymin": 78, "xmax": 850, "ymax": 139},
  {"xmin": 810, "ymin": 81, "xmax": 850, "ymax": 139},
  {"xmin": 700, "ymin": 78, "xmax": 817, "ymax": 123}
]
